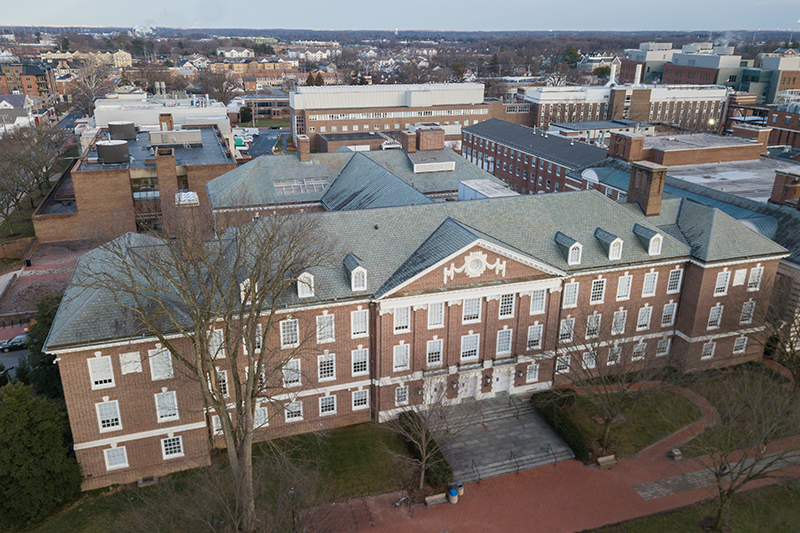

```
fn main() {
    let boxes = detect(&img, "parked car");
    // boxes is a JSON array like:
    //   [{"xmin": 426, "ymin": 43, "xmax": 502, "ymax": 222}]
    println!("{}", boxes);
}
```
[{"xmin": 0, "ymin": 334, "xmax": 28, "ymax": 352}]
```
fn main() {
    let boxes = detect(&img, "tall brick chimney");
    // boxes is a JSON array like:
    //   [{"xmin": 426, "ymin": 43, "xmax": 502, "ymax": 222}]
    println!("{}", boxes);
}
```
[
  {"xmin": 627, "ymin": 161, "xmax": 667, "ymax": 216},
  {"xmin": 297, "ymin": 134, "xmax": 311, "ymax": 162},
  {"xmin": 609, "ymin": 132, "xmax": 645, "ymax": 161},
  {"xmin": 400, "ymin": 131, "xmax": 417, "ymax": 153},
  {"xmin": 769, "ymin": 169, "xmax": 800, "ymax": 208},
  {"xmin": 417, "ymin": 128, "xmax": 445, "ymax": 151}
]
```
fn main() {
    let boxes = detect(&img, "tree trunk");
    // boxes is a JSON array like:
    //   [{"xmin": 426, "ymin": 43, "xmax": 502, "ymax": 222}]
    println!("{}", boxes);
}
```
[
  {"xmin": 712, "ymin": 490, "xmax": 731, "ymax": 532},
  {"xmin": 237, "ymin": 435, "xmax": 256, "ymax": 533},
  {"xmin": 418, "ymin": 457, "xmax": 426, "ymax": 491},
  {"xmin": 601, "ymin": 418, "xmax": 613, "ymax": 450}
]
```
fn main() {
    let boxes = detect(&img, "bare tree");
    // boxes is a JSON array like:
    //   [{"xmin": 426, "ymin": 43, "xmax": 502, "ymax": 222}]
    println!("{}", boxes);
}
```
[
  {"xmin": 76, "ymin": 209, "xmax": 334, "ymax": 533},
  {"xmin": 763, "ymin": 276, "xmax": 800, "ymax": 394},
  {"xmin": 199, "ymin": 70, "xmax": 238, "ymax": 105},
  {"xmin": 70, "ymin": 55, "xmax": 111, "ymax": 117}
]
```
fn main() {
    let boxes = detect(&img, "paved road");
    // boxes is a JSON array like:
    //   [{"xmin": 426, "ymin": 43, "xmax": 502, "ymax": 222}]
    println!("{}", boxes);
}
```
[
  {"xmin": 0, "ymin": 348, "xmax": 28, "ymax": 377},
  {"xmin": 248, "ymin": 129, "xmax": 280, "ymax": 158},
  {"xmin": 58, "ymin": 110, "xmax": 83, "ymax": 132}
]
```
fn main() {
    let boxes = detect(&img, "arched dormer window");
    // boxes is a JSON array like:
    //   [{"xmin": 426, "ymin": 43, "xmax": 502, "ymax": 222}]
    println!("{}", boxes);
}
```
[
  {"xmin": 297, "ymin": 272, "xmax": 314, "ymax": 298},
  {"xmin": 649, "ymin": 235, "xmax": 662, "ymax": 256},
  {"xmin": 351, "ymin": 267, "xmax": 367, "ymax": 291},
  {"xmin": 568, "ymin": 243, "xmax": 582, "ymax": 265},
  {"xmin": 609, "ymin": 239, "xmax": 623, "ymax": 260}
]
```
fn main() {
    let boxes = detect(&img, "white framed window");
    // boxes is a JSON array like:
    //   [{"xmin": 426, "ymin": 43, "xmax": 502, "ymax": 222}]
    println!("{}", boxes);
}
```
[
  {"xmin": 609, "ymin": 240, "xmax": 623, "ymax": 260},
  {"xmin": 316, "ymin": 314, "xmax": 335, "ymax": 343},
  {"xmin": 254, "ymin": 406, "xmax": 268, "ymax": 429},
  {"xmin": 568, "ymin": 244, "xmax": 582, "ymax": 265},
  {"xmin": 529, "ymin": 289, "xmax": 546, "ymax": 315},
  {"xmin": 208, "ymin": 328, "xmax": 225, "ymax": 359},
  {"xmin": 656, "ymin": 338, "xmax": 671, "ymax": 356},
  {"xmin": 666, "ymin": 268, "xmax": 683, "ymax": 293},
  {"xmin": 161, "ymin": 436, "xmax": 184, "ymax": 459},
  {"xmin": 586, "ymin": 314, "xmax": 601, "ymax": 338},
  {"xmin": 352, "ymin": 348, "xmax": 369, "ymax": 376},
  {"xmin": 319, "ymin": 395, "xmax": 337, "ymax": 416},
  {"xmin": 460, "ymin": 333, "xmax": 480, "ymax": 360},
  {"xmin": 428, "ymin": 302, "xmax": 444, "ymax": 328},
  {"xmin": 280, "ymin": 319, "xmax": 299, "ymax": 348},
  {"xmin": 351, "ymin": 309, "xmax": 369, "ymax": 338},
  {"xmin": 427, "ymin": 339, "xmax": 443, "ymax": 365},
  {"xmin": 563, "ymin": 282, "xmax": 579, "ymax": 308},
  {"xmin": 499, "ymin": 294, "xmax": 515, "ymax": 318},
  {"xmin": 104, "ymin": 446, "xmax": 128, "ymax": 471},
  {"xmin": 637, "ymin": 306, "xmax": 652, "ymax": 331},
  {"xmin": 88, "ymin": 355, "xmax": 115, "ymax": 390},
  {"xmin": 590, "ymin": 279, "xmax": 606, "ymax": 304},
  {"xmin": 608, "ymin": 346, "xmax": 621, "ymax": 365},
  {"xmin": 555, "ymin": 355, "xmax": 571, "ymax": 374},
  {"xmin": 527, "ymin": 324, "xmax": 543, "ymax": 350},
  {"xmin": 707, "ymin": 306, "xmax": 723, "ymax": 329},
  {"xmin": 612, "ymin": 310, "xmax": 627, "ymax": 335},
  {"xmin": 318, "ymin": 353, "xmax": 336, "ymax": 381},
  {"xmin": 649, "ymin": 235, "xmax": 662, "ymax": 256},
  {"xmin": 526, "ymin": 363, "xmax": 539, "ymax": 383},
  {"xmin": 353, "ymin": 389, "xmax": 369, "ymax": 410},
  {"xmin": 283, "ymin": 359, "xmax": 301, "ymax": 387},
  {"xmin": 155, "ymin": 390, "xmax": 179, "ymax": 422},
  {"xmin": 740, "ymin": 301, "xmax": 755, "ymax": 325},
  {"xmin": 632, "ymin": 343, "xmax": 646, "ymax": 361},
  {"xmin": 119, "ymin": 352, "xmax": 142, "ymax": 375},
  {"xmin": 701, "ymin": 341, "xmax": 716, "ymax": 360},
  {"xmin": 733, "ymin": 336, "xmax": 748, "ymax": 354},
  {"xmin": 714, "ymin": 271, "xmax": 731, "ymax": 296},
  {"xmin": 149, "ymin": 348, "xmax": 173, "ymax": 381},
  {"xmin": 661, "ymin": 303, "xmax": 677, "ymax": 327},
  {"xmin": 496, "ymin": 329, "xmax": 513, "ymax": 355},
  {"xmin": 582, "ymin": 351, "xmax": 597, "ymax": 369},
  {"xmin": 733, "ymin": 269, "xmax": 747, "ymax": 286},
  {"xmin": 642, "ymin": 272, "xmax": 658, "ymax": 297},
  {"xmin": 285, "ymin": 401, "xmax": 303, "ymax": 422},
  {"xmin": 617, "ymin": 275, "xmax": 632, "ymax": 300},
  {"xmin": 394, "ymin": 307, "xmax": 410, "ymax": 333},
  {"xmin": 393, "ymin": 344, "xmax": 410, "ymax": 371},
  {"xmin": 463, "ymin": 298, "xmax": 481, "ymax": 323},
  {"xmin": 212, "ymin": 414, "xmax": 223, "ymax": 435},
  {"xmin": 351, "ymin": 268, "xmax": 367, "ymax": 291},
  {"xmin": 96, "ymin": 400, "xmax": 122, "ymax": 432},
  {"xmin": 239, "ymin": 278, "xmax": 252, "ymax": 304},
  {"xmin": 215, "ymin": 369, "xmax": 229, "ymax": 397},
  {"xmin": 747, "ymin": 267, "xmax": 763, "ymax": 291},
  {"xmin": 298, "ymin": 272, "xmax": 314, "ymax": 298},
  {"xmin": 559, "ymin": 318, "xmax": 575, "ymax": 342},
  {"xmin": 395, "ymin": 385, "xmax": 409, "ymax": 406}
]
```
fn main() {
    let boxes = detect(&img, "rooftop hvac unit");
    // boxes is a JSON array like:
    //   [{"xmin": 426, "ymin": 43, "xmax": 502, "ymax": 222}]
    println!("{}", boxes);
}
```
[
  {"xmin": 96, "ymin": 140, "xmax": 129, "ymax": 164},
  {"xmin": 108, "ymin": 121, "xmax": 136, "ymax": 140}
]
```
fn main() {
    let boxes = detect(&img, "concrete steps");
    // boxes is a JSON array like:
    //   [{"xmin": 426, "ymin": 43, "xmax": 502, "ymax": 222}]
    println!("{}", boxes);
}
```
[{"xmin": 456, "ymin": 447, "xmax": 574, "ymax": 484}]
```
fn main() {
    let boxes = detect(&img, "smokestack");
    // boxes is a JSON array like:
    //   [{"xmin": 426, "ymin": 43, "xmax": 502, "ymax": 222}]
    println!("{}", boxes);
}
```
[
  {"xmin": 605, "ymin": 63, "xmax": 618, "ymax": 87},
  {"xmin": 634, "ymin": 64, "xmax": 643, "ymax": 87}
]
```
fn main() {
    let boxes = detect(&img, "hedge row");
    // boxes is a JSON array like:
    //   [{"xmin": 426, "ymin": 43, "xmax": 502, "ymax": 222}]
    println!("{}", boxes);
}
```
[
  {"xmin": 398, "ymin": 411, "xmax": 454, "ymax": 487},
  {"xmin": 532, "ymin": 392, "xmax": 590, "ymax": 462}
]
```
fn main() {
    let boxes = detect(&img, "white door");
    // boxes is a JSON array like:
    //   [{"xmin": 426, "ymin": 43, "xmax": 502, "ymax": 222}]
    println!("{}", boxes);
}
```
[
  {"xmin": 492, "ymin": 368, "xmax": 512, "ymax": 394},
  {"xmin": 423, "ymin": 378, "xmax": 445, "ymax": 405},
  {"xmin": 458, "ymin": 372, "xmax": 478, "ymax": 400}
]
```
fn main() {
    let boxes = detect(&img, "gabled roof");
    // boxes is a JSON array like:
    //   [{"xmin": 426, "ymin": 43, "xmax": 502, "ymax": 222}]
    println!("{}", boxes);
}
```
[{"xmin": 0, "ymin": 94, "xmax": 28, "ymax": 109}]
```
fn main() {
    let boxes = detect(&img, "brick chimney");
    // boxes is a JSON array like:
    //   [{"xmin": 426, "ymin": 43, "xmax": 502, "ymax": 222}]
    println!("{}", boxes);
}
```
[
  {"xmin": 297, "ymin": 134, "xmax": 311, "ymax": 162},
  {"xmin": 769, "ymin": 169, "xmax": 800, "ymax": 208},
  {"xmin": 417, "ymin": 127, "xmax": 445, "ymax": 151},
  {"xmin": 401, "ymin": 131, "xmax": 417, "ymax": 153},
  {"xmin": 159, "ymin": 113, "xmax": 174, "ymax": 132},
  {"xmin": 627, "ymin": 161, "xmax": 668, "ymax": 216},
  {"xmin": 732, "ymin": 124, "xmax": 772, "ymax": 156},
  {"xmin": 609, "ymin": 132, "xmax": 645, "ymax": 161}
]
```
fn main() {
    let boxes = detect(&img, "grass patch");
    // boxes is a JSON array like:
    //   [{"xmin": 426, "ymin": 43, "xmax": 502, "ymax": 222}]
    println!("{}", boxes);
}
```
[
  {"xmin": 238, "ymin": 117, "xmax": 290, "ymax": 128},
  {"xmin": 594, "ymin": 481, "xmax": 800, "ymax": 532},
  {"xmin": 24, "ymin": 487, "xmax": 133, "ymax": 533},
  {"xmin": 563, "ymin": 391, "xmax": 702, "ymax": 459}
]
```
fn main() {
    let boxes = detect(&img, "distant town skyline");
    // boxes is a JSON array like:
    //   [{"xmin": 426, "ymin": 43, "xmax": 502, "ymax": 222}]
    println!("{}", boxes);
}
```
[{"xmin": 6, "ymin": 1, "xmax": 800, "ymax": 34}]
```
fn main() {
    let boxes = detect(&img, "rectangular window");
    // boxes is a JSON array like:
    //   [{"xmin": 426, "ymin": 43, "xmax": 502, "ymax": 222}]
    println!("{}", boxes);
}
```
[
  {"xmin": 555, "ymin": 355, "xmax": 570, "ymax": 373},
  {"xmin": 394, "ymin": 307, "xmax": 410, "ymax": 333},
  {"xmin": 395, "ymin": 386, "xmax": 409, "ymax": 406},
  {"xmin": 733, "ymin": 269, "xmax": 747, "ymax": 286},
  {"xmin": 499, "ymin": 294, "xmax": 515, "ymax": 318},
  {"xmin": 733, "ymin": 336, "xmax": 748, "ymax": 354},
  {"xmin": 617, "ymin": 275, "xmax": 632, "ymax": 300},
  {"xmin": 155, "ymin": 390, "xmax": 179, "ymax": 421},
  {"xmin": 119, "ymin": 352, "xmax": 142, "ymax": 375},
  {"xmin": 740, "ymin": 301, "xmax": 755, "ymax": 324},
  {"xmin": 88, "ymin": 356, "xmax": 115, "ymax": 389},
  {"xmin": 427, "ymin": 339, "xmax": 443, "ymax": 365},
  {"xmin": 283, "ymin": 359, "xmax": 301, "ymax": 387},
  {"xmin": 590, "ymin": 279, "xmax": 606, "ymax": 304},
  {"xmin": 526, "ymin": 363, "xmax": 539, "ymax": 383},
  {"xmin": 563, "ymin": 282, "xmax": 579, "ymax": 308},
  {"xmin": 527, "ymin": 324, "xmax": 543, "ymax": 350},
  {"xmin": 318, "ymin": 353, "xmax": 336, "ymax": 381},
  {"xmin": 666, "ymin": 269, "xmax": 683, "ymax": 293},
  {"xmin": 351, "ymin": 309, "xmax": 369, "ymax": 337},
  {"xmin": 656, "ymin": 338, "xmax": 671, "ymax": 356},
  {"xmin": 559, "ymin": 318, "xmax": 575, "ymax": 342},
  {"xmin": 701, "ymin": 341, "xmax": 716, "ymax": 360},
  {"xmin": 460, "ymin": 333, "xmax": 480, "ymax": 360},
  {"xmin": 661, "ymin": 303, "xmax": 677, "ymax": 327},
  {"xmin": 149, "ymin": 348, "xmax": 174, "ymax": 380},
  {"xmin": 393, "ymin": 344, "xmax": 410, "ymax": 371},
  {"xmin": 714, "ymin": 271, "xmax": 731, "ymax": 296},
  {"xmin": 353, "ymin": 389, "xmax": 369, "ymax": 410},
  {"xmin": 104, "ymin": 447, "xmax": 128, "ymax": 470},
  {"xmin": 637, "ymin": 307, "xmax": 652, "ymax": 331},
  {"xmin": 747, "ymin": 267, "xmax": 763, "ymax": 291},
  {"xmin": 161, "ymin": 436, "xmax": 184, "ymax": 459},
  {"xmin": 316, "ymin": 314, "xmax": 335, "ymax": 343},
  {"xmin": 319, "ymin": 395, "xmax": 337, "ymax": 416},
  {"xmin": 496, "ymin": 329, "xmax": 513, "ymax": 355},
  {"xmin": 642, "ymin": 272, "xmax": 658, "ymax": 297},
  {"xmin": 428, "ymin": 302, "xmax": 444, "ymax": 328},
  {"xmin": 209, "ymin": 329, "xmax": 225, "ymax": 359},
  {"xmin": 608, "ymin": 347, "xmax": 621, "ymax": 365},
  {"xmin": 530, "ymin": 289, "xmax": 546, "ymax": 314},
  {"xmin": 582, "ymin": 351, "xmax": 597, "ymax": 369},
  {"xmin": 280, "ymin": 319, "xmax": 299, "ymax": 348},
  {"xmin": 352, "ymin": 348, "xmax": 369, "ymax": 376},
  {"xmin": 586, "ymin": 314, "xmax": 601, "ymax": 338},
  {"xmin": 96, "ymin": 400, "xmax": 121, "ymax": 432},
  {"xmin": 708, "ymin": 306, "xmax": 723, "ymax": 329},
  {"xmin": 463, "ymin": 298, "xmax": 481, "ymax": 322},
  {"xmin": 253, "ymin": 406, "xmax": 268, "ymax": 429},
  {"xmin": 632, "ymin": 343, "xmax": 646, "ymax": 361},
  {"xmin": 285, "ymin": 401, "xmax": 303, "ymax": 421}
]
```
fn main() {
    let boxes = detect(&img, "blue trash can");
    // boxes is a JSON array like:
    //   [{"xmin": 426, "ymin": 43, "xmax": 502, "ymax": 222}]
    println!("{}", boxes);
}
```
[{"xmin": 448, "ymin": 487, "xmax": 458, "ymax": 504}]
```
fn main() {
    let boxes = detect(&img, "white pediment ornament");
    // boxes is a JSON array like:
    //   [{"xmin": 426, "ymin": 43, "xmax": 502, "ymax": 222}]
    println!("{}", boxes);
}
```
[{"xmin": 444, "ymin": 251, "xmax": 506, "ymax": 285}]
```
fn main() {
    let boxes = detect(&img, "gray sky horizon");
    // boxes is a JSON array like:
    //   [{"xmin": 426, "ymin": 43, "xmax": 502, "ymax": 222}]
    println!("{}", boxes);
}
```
[{"xmin": 5, "ymin": 1, "xmax": 800, "ymax": 33}]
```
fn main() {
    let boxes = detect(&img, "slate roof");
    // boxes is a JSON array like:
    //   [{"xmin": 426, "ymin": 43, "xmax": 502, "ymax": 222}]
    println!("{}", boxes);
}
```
[
  {"xmin": 0, "ymin": 94, "xmax": 28, "ymax": 108},
  {"xmin": 463, "ymin": 118, "xmax": 609, "ymax": 169}
]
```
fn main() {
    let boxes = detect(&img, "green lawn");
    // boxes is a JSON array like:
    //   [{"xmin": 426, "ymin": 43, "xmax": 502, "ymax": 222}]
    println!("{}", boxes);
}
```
[
  {"xmin": 595, "ymin": 481, "xmax": 800, "ymax": 533},
  {"xmin": 564, "ymin": 391, "xmax": 702, "ymax": 459}
]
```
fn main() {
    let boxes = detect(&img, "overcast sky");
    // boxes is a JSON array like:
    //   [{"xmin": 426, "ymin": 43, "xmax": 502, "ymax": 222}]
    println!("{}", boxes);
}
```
[{"xmin": 6, "ymin": 0, "xmax": 800, "ymax": 32}]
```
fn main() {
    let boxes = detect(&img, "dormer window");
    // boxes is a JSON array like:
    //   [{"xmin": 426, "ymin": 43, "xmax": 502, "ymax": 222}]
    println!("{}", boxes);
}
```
[
  {"xmin": 298, "ymin": 272, "xmax": 314, "ymax": 298},
  {"xmin": 351, "ymin": 267, "xmax": 367, "ymax": 292},
  {"xmin": 568, "ymin": 244, "xmax": 582, "ymax": 265},
  {"xmin": 609, "ymin": 240, "xmax": 623, "ymax": 260},
  {"xmin": 633, "ymin": 224, "xmax": 662, "ymax": 257},
  {"xmin": 555, "ymin": 232, "xmax": 582, "ymax": 266},
  {"xmin": 649, "ymin": 235, "xmax": 662, "ymax": 256}
]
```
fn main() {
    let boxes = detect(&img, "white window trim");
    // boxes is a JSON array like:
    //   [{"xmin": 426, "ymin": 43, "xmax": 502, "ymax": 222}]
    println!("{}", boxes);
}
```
[
  {"xmin": 351, "ymin": 309, "xmax": 369, "ymax": 338},
  {"xmin": 352, "ymin": 389, "xmax": 369, "ymax": 410},
  {"xmin": 529, "ymin": 289, "xmax": 546, "ymax": 315},
  {"xmin": 747, "ymin": 267, "xmax": 763, "ymax": 292},
  {"xmin": 394, "ymin": 306, "xmax": 411, "ymax": 333},
  {"xmin": 148, "ymin": 347, "xmax": 174, "ymax": 381},
  {"xmin": 612, "ymin": 310, "xmax": 627, "ymax": 335},
  {"xmin": 462, "ymin": 298, "xmax": 482, "ymax": 324},
  {"xmin": 393, "ymin": 343, "xmax": 410, "ymax": 371},
  {"xmin": 319, "ymin": 395, "xmax": 337, "ymax": 416},
  {"xmin": 707, "ymin": 305, "xmax": 724, "ymax": 330},
  {"xmin": 318, "ymin": 353, "xmax": 336, "ymax": 382},
  {"xmin": 351, "ymin": 347, "xmax": 369, "ymax": 376},
  {"xmin": 280, "ymin": 318, "xmax": 300, "ymax": 349},
  {"xmin": 285, "ymin": 400, "xmax": 303, "ymax": 422},
  {"xmin": 283, "ymin": 359, "xmax": 301, "ymax": 387},
  {"xmin": 555, "ymin": 355, "xmax": 571, "ymax": 374},
  {"xmin": 298, "ymin": 272, "xmax": 314, "ymax": 298},
  {"xmin": 642, "ymin": 272, "xmax": 658, "ymax": 298},
  {"xmin": 496, "ymin": 328, "xmax": 513, "ymax": 355},
  {"xmin": 568, "ymin": 243, "xmax": 582, "ymax": 265},
  {"xmin": 428, "ymin": 302, "xmax": 445, "ymax": 329},
  {"xmin": 351, "ymin": 267, "xmax": 368, "ymax": 292},
  {"xmin": 161, "ymin": 436, "xmax": 184, "ymax": 460},
  {"xmin": 563, "ymin": 282, "xmax": 579, "ymax": 309},
  {"xmin": 637, "ymin": 306, "xmax": 652, "ymax": 331},
  {"xmin": 155, "ymin": 390, "xmax": 180, "ymax": 422},
  {"xmin": 119, "ymin": 352, "xmax": 142, "ymax": 375},
  {"xmin": 559, "ymin": 318, "xmax": 575, "ymax": 342},
  {"xmin": 616, "ymin": 274, "xmax": 632, "ymax": 301},
  {"xmin": 701, "ymin": 341, "xmax": 716, "ymax": 360},
  {"xmin": 427, "ymin": 338, "xmax": 443, "ymax": 366},
  {"xmin": 526, "ymin": 363, "xmax": 539, "ymax": 383},
  {"xmin": 714, "ymin": 271, "xmax": 731, "ymax": 297},
  {"xmin": 666, "ymin": 268, "xmax": 683, "ymax": 294},
  {"xmin": 733, "ymin": 336, "xmax": 748, "ymax": 354},
  {"xmin": 499, "ymin": 294, "xmax": 515, "ymax": 319},
  {"xmin": 609, "ymin": 239, "xmax": 623, "ymax": 260},
  {"xmin": 656, "ymin": 338, "xmax": 671, "ymax": 357},
  {"xmin": 316, "ymin": 314, "xmax": 335, "ymax": 344},
  {"xmin": 460, "ymin": 333, "xmax": 480, "ymax": 360},
  {"xmin": 661, "ymin": 302, "xmax": 677, "ymax": 327},
  {"xmin": 88, "ymin": 355, "xmax": 115, "ymax": 390},
  {"xmin": 648, "ymin": 235, "xmax": 662, "ymax": 256},
  {"xmin": 103, "ymin": 446, "xmax": 129, "ymax": 471},
  {"xmin": 96, "ymin": 399, "xmax": 122, "ymax": 433},
  {"xmin": 527, "ymin": 324, "xmax": 543, "ymax": 350},
  {"xmin": 590, "ymin": 278, "xmax": 606, "ymax": 305},
  {"xmin": 395, "ymin": 385, "xmax": 409, "ymax": 406}
]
